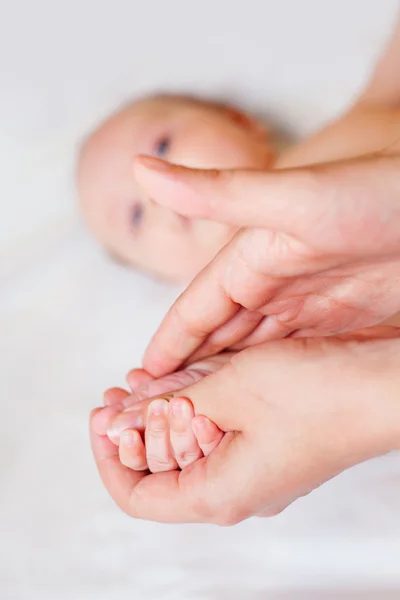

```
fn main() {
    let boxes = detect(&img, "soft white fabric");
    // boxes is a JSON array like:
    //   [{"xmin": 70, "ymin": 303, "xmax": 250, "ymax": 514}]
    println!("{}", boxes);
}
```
[{"xmin": 1, "ymin": 1, "xmax": 400, "ymax": 598}]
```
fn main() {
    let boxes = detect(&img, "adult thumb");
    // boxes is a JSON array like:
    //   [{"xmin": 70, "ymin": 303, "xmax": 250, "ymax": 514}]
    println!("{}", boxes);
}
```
[{"xmin": 133, "ymin": 155, "xmax": 319, "ymax": 231}]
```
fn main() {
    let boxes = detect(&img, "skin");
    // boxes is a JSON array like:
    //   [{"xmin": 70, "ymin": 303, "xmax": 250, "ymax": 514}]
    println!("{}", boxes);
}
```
[
  {"xmin": 77, "ymin": 95, "xmax": 274, "ymax": 281},
  {"xmin": 131, "ymin": 19, "xmax": 400, "ymax": 375},
  {"xmin": 91, "ymin": 328, "xmax": 400, "ymax": 524},
  {"xmin": 92, "ymin": 355, "xmax": 231, "ymax": 473},
  {"xmin": 90, "ymin": 19, "xmax": 400, "ymax": 524},
  {"xmin": 77, "ymin": 29, "xmax": 400, "ymax": 286},
  {"xmin": 136, "ymin": 151, "xmax": 400, "ymax": 377},
  {"xmin": 107, "ymin": 394, "xmax": 223, "ymax": 474}
]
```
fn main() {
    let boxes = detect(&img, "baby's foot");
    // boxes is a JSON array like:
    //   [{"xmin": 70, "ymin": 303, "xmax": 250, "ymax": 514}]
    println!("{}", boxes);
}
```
[
  {"xmin": 92, "ymin": 353, "xmax": 234, "ymax": 473},
  {"xmin": 118, "ymin": 396, "xmax": 222, "ymax": 473},
  {"xmin": 124, "ymin": 352, "xmax": 236, "ymax": 408},
  {"xmin": 98, "ymin": 353, "xmax": 235, "ymax": 439}
]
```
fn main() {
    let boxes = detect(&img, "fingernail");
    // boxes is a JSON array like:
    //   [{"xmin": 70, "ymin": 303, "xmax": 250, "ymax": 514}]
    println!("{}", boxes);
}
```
[
  {"xmin": 192, "ymin": 416, "xmax": 207, "ymax": 430},
  {"xmin": 148, "ymin": 399, "xmax": 168, "ymax": 416},
  {"xmin": 170, "ymin": 398, "xmax": 189, "ymax": 418},
  {"xmin": 137, "ymin": 155, "xmax": 171, "ymax": 172},
  {"xmin": 107, "ymin": 412, "xmax": 144, "ymax": 441},
  {"xmin": 121, "ymin": 430, "xmax": 136, "ymax": 448}
]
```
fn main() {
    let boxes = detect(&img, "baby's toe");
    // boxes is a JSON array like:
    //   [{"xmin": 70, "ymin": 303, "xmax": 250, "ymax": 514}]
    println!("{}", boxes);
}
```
[
  {"xmin": 169, "ymin": 398, "xmax": 202, "ymax": 469},
  {"xmin": 119, "ymin": 429, "xmax": 148, "ymax": 471},
  {"xmin": 192, "ymin": 415, "xmax": 224, "ymax": 456},
  {"xmin": 145, "ymin": 400, "xmax": 178, "ymax": 473}
]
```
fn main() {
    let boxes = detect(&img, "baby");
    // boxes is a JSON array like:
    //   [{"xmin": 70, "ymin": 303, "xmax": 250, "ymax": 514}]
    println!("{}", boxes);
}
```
[
  {"xmin": 78, "ymin": 94, "xmax": 275, "ymax": 282},
  {"xmin": 83, "ymin": 91, "xmax": 400, "ymax": 475},
  {"xmin": 78, "ymin": 92, "xmax": 400, "ymax": 283}
]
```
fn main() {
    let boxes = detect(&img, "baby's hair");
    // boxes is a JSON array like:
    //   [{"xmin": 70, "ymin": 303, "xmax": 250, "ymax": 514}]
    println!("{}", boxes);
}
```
[{"xmin": 128, "ymin": 91, "xmax": 244, "ymax": 120}]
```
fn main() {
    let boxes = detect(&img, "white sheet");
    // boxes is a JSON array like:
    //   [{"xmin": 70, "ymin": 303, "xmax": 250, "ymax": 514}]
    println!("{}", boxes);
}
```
[{"xmin": 1, "ymin": 1, "xmax": 400, "ymax": 598}]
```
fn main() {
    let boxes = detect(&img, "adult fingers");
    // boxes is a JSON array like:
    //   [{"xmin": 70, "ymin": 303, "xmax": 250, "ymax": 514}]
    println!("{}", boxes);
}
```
[
  {"xmin": 142, "ymin": 233, "xmax": 282, "ymax": 377},
  {"xmin": 126, "ymin": 369, "xmax": 154, "ymax": 392},
  {"xmin": 103, "ymin": 387, "xmax": 130, "ymax": 406},
  {"xmin": 134, "ymin": 154, "xmax": 400, "ymax": 253},
  {"xmin": 229, "ymin": 315, "xmax": 293, "ymax": 350},
  {"xmin": 133, "ymin": 156, "xmax": 316, "ymax": 231},
  {"xmin": 332, "ymin": 325, "xmax": 400, "ymax": 341},
  {"xmin": 187, "ymin": 308, "xmax": 264, "ymax": 363},
  {"xmin": 92, "ymin": 403, "xmax": 129, "ymax": 436}
]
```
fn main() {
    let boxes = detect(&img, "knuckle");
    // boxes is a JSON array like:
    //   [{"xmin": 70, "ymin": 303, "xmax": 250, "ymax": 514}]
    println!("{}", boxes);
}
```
[
  {"xmin": 176, "ymin": 450, "xmax": 199, "ymax": 465},
  {"xmin": 146, "ymin": 455, "xmax": 175, "ymax": 472},
  {"xmin": 120, "ymin": 454, "xmax": 147, "ymax": 471},
  {"xmin": 147, "ymin": 427, "xmax": 166, "ymax": 440},
  {"xmin": 172, "ymin": 303, "xmax": 211, "ymax": 340},
  {"xmin": 171, "ymin": 430, "xmax": 188, "ymax": 440},
  {"xmin": 196, "ymin": 342, "xmax": 223, "ymax": 358}
]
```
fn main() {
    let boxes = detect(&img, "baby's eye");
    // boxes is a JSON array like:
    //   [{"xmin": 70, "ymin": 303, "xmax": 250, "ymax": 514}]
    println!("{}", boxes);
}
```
[
  {"xmin": 154, "ymin": 137, "xmax": 170, "ymax": 158},
  {"xmin": 130, "ymin": 202, "xmax": 145, "ymax": 230}
]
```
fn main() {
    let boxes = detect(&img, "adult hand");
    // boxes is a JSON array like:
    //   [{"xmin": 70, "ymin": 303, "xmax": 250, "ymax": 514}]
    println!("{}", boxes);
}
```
[
  {"xmin": 133, "ymin": 152, "xmax": 400, "ymax": 377},
  {"xmin": 90, "ymin": 327, "xmax": 400, "ymax": 524}
]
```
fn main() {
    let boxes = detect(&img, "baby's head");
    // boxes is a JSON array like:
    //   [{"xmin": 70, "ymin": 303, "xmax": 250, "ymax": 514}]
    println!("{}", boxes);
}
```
[{"xmin": 77, "ymin": 94, "xmax": 275, "ymax": 281}]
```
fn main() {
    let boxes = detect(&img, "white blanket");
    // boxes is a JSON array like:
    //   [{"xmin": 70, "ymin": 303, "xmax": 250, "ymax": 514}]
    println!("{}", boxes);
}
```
[{"xmin": 1, "ymin": 1, "xmax": 400, "ymax": 598}]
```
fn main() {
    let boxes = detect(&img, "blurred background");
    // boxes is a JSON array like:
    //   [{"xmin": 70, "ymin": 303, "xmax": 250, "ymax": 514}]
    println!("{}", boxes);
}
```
[{"xmin": 1, "ymin": 1, "xmax": 400, "ymax": 598}]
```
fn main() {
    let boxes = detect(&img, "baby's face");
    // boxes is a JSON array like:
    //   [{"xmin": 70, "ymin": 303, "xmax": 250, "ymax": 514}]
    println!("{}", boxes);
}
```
[{"xmin": 78, "ymin": 96, "xmax": 274, "ymax": 281}]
